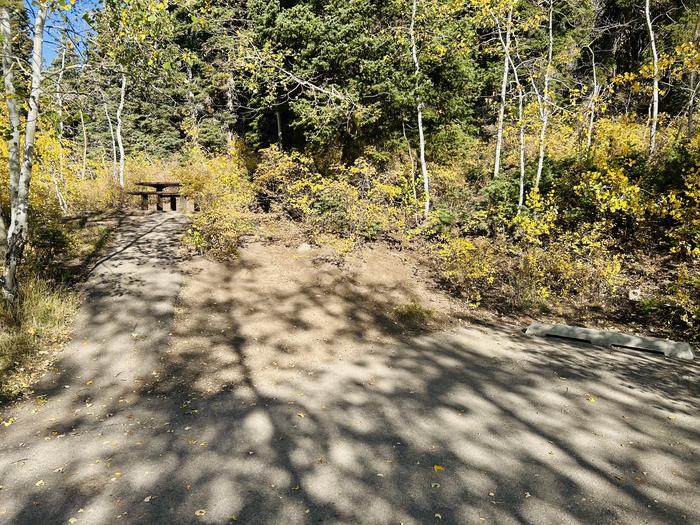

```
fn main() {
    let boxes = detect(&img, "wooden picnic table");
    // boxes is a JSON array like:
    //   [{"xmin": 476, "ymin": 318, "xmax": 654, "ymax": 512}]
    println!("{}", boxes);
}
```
[{"xmin": 128, "ymin": 181, "xmax": 183, "ymax": 211}]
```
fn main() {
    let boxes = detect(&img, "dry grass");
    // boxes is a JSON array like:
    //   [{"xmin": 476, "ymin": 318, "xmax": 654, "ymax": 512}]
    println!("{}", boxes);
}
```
[{"xmin": 0, "ymin": 276, "xmax": 78, "ymax": 403}]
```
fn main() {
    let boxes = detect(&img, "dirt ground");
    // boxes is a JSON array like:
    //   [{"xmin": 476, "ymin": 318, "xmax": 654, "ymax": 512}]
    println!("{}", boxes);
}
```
[{"xmin": 168, "ymin": 220, "xmax": 469, "ymax": 393}]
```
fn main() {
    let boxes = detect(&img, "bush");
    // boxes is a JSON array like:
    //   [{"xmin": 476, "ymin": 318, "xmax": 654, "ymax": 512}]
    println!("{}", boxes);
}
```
[{"xmin": 178, "ymin": 143, "xmax": 257, "ymax": 260}]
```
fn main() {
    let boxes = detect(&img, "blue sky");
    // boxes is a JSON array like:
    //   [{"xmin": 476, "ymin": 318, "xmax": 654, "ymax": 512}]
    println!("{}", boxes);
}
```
[{"xmin": 28, "ymin": 0, "xmax": 99, "ymax": 64}]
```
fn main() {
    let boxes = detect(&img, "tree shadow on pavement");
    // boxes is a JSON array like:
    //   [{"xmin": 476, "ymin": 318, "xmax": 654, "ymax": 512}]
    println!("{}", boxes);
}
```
[{"xmin": 1, "ymin": 240, "xmax": 698, "ymax": 524}]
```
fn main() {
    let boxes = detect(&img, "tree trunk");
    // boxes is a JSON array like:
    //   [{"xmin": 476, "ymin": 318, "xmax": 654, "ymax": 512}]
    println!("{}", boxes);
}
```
[
  {"xmin": 116, "ymin": 71, "xmax": 127, "ymax": 188},
  {"xmin": 55, "ymin": 44, "xmax": 67, "ymax": 192},
  {"xmin": 2, "ymin": 2, "xmax": 48, "ymax": 301},
  {"xmin": 518, "ymin": 87, "xmax": 526, "ymax": 211},
  {"xmin": 276, "ymin": 109, "xmax": 284, "ymax": 147},
  {"xmin": 101, "ymin": 90, "xmax": 118, "ymax": 180},
  {"xmin": 586, "ymin": 46, "xmax": 600, "ymax": 153},
  {"xmin": 80, "ymin": 104, "xmax": 88, "ymax": 179},
  {"xmin": 402, "ymin": 122, "xmax": 419, "ymax": 203},
  {"xmin": 0, "ymin": 7, "xmax": 19, "ymax": 259},
  {"xmin": 504, "ymin": 50, "xmax": 527, "ymax": 213},
  {"xmin": 493, "ymin": 8, "xmax": 512, "ymax": 180},
  {"xmin": 688, "ymin": 4, "xmax": 700, "ymax": 136},
  {"xmin": 50, "ymin": 169, "xmax": 68, "ymax": 212},
  {"xmin": 410, "ymin": 0, "xmax": 430, "ymax": 218},
  {"xmin": 56, "ymin": 45, "xmax": 66, "ymax": 137},
  {"xmin": 645, "ymin": 0, "xmax": 659, "ymax": 153},
  {"xmin": 534, "ymin": 0, "xmax": 554, "ymax": 189}
]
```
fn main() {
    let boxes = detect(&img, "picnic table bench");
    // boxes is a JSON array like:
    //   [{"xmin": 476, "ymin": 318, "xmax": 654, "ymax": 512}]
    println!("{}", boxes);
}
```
[{"xmin": 128, "ymin": 181, "xmax": 184, "ymax": 211}]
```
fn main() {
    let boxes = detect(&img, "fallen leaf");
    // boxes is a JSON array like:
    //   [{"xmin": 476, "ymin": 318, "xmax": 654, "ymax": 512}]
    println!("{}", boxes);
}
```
[
  {"xmin": 584, "ymin": 393, "xmax": 597, "ymax": 403},
  {"xmin": 524, "ymin": 492, "xmax": 531, "ymax": 498},
  {"xmin": 195, "ymin": 509, "xmax": 207, "ymax": 517},
  {"xmin": 1, "ymin": 418, "xmax": 14, "ymax": 427},
  {"xmin": 434, "ymin": 513, "xmax": 442, "ymax": 520},
  {"xmin": 433, "ymin": 464, "xmax": 444, "ymax": 472},
  {"xmin": 431, "ymin": 483, "xmax": 440, "ymax": 488},
  {"xmin": 85, "ymin": 380, "xmax": 93, "ymax": 385},
  {"xmin": 144, "ymin": 496, "xmax": 153, "ymax": 502},
  {"xmin": 35, "ymin": 480, "xmax": 45, "ymax": 487},
  {"xmin": 297, "ymin": 412, "xmax": 305, "ymax": 418}
]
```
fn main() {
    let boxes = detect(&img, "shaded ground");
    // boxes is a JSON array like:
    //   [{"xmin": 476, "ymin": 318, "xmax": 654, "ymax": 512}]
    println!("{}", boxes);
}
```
[{"xmin": 1, "ymin": 214, "xmax": 699, "ymax": 524}]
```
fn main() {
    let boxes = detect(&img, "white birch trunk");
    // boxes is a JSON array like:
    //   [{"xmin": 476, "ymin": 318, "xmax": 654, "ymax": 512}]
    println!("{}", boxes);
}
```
[
  {"xmin": 504, "ymin": 49, "xmax": 527, "ymax": 212},
  {"xmin": 688, "ymin": 4, "xmax": 700, "ymax": 136},
  {"xmin": 410, "ymin": 0, "xmax": 430, "ymax": 218},
  {"xmin": 116, "ymin": 72, "xmax": 127, "ymax": 188},
  {"xmin": 2, "ymin": 2, "xmax": 48, "ymax": 300},
  {"xmin": 517, "ymin": 88, "xmax": 526, "ymax": 211},
  {"xmin": 80, "ymin": 104, "xmax": 88, "ymax": 178},
  {"xmin": 534, "ymin": 0, "xmax": 554, "ymax": 189},
  {"xmin": 586, "ymin": 46, "xmax": 600, "ymax": 153},
  {"xmin": 493, "ymin": 8, "xmax": 512, "ymax": 180},
  {"xmin": 0, "ymin": 7, "xmax": 19, "ymax": 257},
  {"xmin": 645, "ymin": 0, "xmax": 659, "ymax": 154},
  {"xmin": 402, "ymin": 122, "xmax": 420, "ymax": 224},
  {"xmin": 102, "ymin": 92, "xmax": 118, "ymax": 180}
]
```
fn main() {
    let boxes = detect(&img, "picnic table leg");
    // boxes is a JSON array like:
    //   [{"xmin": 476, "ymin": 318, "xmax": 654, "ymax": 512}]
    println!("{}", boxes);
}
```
[
  {"xmin": 156, "ymin": 193, "xmax": 163, "ymax": 211},
  {"xmin": 140, "ymin": 194, "xmax": 148, "ymax": 210},
  {"xmin": 170, "ymin": 195, "xmax": 177, "ymax": 211}
]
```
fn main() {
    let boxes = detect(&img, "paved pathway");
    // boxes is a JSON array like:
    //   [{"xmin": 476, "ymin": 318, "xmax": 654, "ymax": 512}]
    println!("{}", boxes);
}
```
[
  {"xmin": 0, "ymin": 212, "xmax": 190, "ymax": 523},
  {"xmin": 1, "ymin": 213, "xmax": 699, "ymax": 524}
]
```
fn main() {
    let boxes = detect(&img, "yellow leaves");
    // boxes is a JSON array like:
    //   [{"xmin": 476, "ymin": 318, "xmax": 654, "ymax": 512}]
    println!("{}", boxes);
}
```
[
  {"xmin": 584, "ymin": 393, "xmax": 597, "ymax": 404},
  {"xmin": 35, "ymin": 479, "xmax": 45, "ymax": 487},
  {"xmin": 195, "ymin": 509, "xmax": 207, "ymax": 517},
  {"xmin": 296, "ymin": 412, "xmax": 306, "ymax": 418},
  {"xmin": 1, "ymin": 417, "xmax": 14, "ymax": 427},
  {"xmin": 574, "ymin": 167, "xmax": 645, "ymax": 218},
  {"xmin": 433, "ymin": 464, "xmax": 444, "ymax": 472},
  {"xmin": 511, "ymin": 189, "xmax": 558, "ymax": 244}
]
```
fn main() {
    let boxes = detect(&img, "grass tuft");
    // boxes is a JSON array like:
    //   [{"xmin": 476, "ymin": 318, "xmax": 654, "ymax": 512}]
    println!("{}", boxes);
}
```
[{"xmin": 0, "ymin": 276, "xmax": 78, "ymax": 403}]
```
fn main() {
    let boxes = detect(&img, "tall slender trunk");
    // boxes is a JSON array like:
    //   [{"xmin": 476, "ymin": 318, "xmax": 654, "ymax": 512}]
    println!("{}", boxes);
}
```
[
  {"xmin": 517, "ymin": 87, "xmax": 526, "ymax": 211},
  {"xmin": 275, "ymin": 109, "xmax": 283, "ymax": 147},
  {"xmin": 50, "ymin": 168, "xmax": 68, "ymax": 211},
  {"xmin": 0, "ymin": 7, "xmax": 19, "ymax": 257},
  {"xmin": 504, "ymin": 49, "xmax": 527, "ymax": 212},
  {"xmin": 402, "ymin": 122, "xmax": 420, "ymax": 224},
  {"xmin": 645, "ymin": 0, "xmax": 659, "ymax": 153},
  {"xmin": 410, "ymin": 0, "xmax": 430, "ymax": 218},
  {"xmin": 102, "ymin": 92, "xmax": 118, "ymax": 180},
  {"xmin": 80, "ymin": 104, "xmax": 88, "ymax": 178},
  {"xmin": 55, "ymin": 44, "xmax": 67, "ymax": 193},
  {"xmin": 2, "ymin": 2, "xmax": 48, "ymax": 301},
  {"xmin": 688, "ymin": 5, "xmax": 700, "ymax": 136},
  {"xmin": 493, "ymin": 8, "xmax": 512, "ymax": 180},
  {"xmin": 116, "ymin": 72, "xmax": 127, "ymax": 188},
  {"xmin": 534, "ymin": 0, "xmax": 554, "ymax": 189},
  {"xmin": 586, "ymin": 45, "xmax": 600, "ymax": 153}
]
